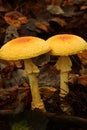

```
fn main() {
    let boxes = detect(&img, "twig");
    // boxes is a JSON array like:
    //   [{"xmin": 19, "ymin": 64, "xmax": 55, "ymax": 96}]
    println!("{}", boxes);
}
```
[{"xmin": 42, "ymin": 111, "xmax": 87, "ymax": 128}]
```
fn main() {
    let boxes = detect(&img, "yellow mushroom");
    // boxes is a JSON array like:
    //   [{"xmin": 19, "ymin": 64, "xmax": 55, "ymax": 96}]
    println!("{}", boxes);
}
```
[
  {"xmin": 47, "ymin": 34, "xmax": 87, "ymax": 97},
  {"xmin": 0, "ymin": 36, "xmax": 51, "ymax": 112}
]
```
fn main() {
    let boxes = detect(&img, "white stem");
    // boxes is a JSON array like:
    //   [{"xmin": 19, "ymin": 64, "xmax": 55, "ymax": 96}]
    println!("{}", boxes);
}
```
[{"xmin": 24, "ymin": 59, "xmax": 46, "ymax": 111}]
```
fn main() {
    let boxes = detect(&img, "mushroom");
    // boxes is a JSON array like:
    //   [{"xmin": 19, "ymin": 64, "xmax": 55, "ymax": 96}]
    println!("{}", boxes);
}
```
[
  {"xmin": 46, "ymin": 34, "xmax": 87, "ymax": 98},
  {"xmin": 0, "ymin": 36, "xmax": 50, "ymax": 111}
]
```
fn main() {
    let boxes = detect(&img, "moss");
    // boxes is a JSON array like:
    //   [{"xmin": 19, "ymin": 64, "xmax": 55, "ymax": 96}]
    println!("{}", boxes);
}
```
[{"xmin": 12, "ymin": 120, "xmax": 33, "ymax": 130}]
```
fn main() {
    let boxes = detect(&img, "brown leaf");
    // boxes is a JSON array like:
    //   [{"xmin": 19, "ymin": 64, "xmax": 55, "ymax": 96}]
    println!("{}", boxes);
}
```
[
  {"xmin": 18, "ymin": 16, "xmax": 28, "ymax": 24},
  {"xmin": 39, "ymin": 86, "xmax": 57, "ymax": 99},
  {"xmin": 0, "ymin": 59, "xmax": 9, "ymax": 65},
  {"xmin": 47, "ymin": 5, "xmax": 64, "ymax": 15},
  {"xmin": 4, "ymin": 25, "xmax": 19, "ymax": 43},
  {"xmin": 78, "ymin": 74, "xmax": 87, "ymax": 87},
  {"xmin": 62, "ymin": 0, "xmax": 74, "ymax": 7},
  {"xmin": 0, "ymin": 0, "xmax": 2, "ymax": 4},
  {"xmin": 51, "ymin": 0, "xmax": 62, "ymax": 5},
  {"xmin": 1, "ymin": 61, "xmax": 15, "ymax": 79},
  {"xmin": 14, "ymin": 60, "xmax": 23, "ymax": 68},
  {"xmin": 78, "ymin": 51, "xmax": 87, "ymax": 66},
  {"xmin": 49, "ymin": 17, "xmax": 67, "ymax": 27},
  {"xmin": 80, "ymin": 5, "xmax": 87, "ymax": 10},
  {"xmin": 35, "ymin": 21, "xmax": 49, "ymax": 32},
  {"xmin": 4, "ymin": 11, "xmax": 28, "ymax": 28},
  {"xmin": 0, "ymin": 74, "xmax": 3, "ymax": 88},
  {"xmin": 0, "ymin": 5, "xmax": 8, "ymax": 12},
  {"xmin": 0, "ymin": 0, "xmax": 11, "ymax": 12}
]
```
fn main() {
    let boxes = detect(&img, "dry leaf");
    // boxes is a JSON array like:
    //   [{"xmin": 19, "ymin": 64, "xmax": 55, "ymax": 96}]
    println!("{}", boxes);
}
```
[
  {"xmin": 14, "ymin": 60, "xmax": 23, "ymax": 68},
  {"xmin": 80, "ymin": 5, "xmax": 87, "ymax": 10},
  {"xmin": 62, "ymin": 0, "xmax": 74, "ymax": 7},
  {"xmin": 0, "ymin": 74, "xmax": 3, "ymax": 88},
  {"xmin": 47, "ymin": 5, "xmax": 64, "ymax": 15},
  {"xmin": 0, "ymin": 5, "xmax": 8, "ymax": 12},
  {"xmin": 4, "ymin": 11, "xmax": 28, "ymax": 28},
  {"xmin": 49, "ymin": 17, "xmax": 67, "ymax": 27},
  {"xmin": 35, "ymin": 21, "xmax": 49, "ymax": 32},
  {"xmin": 78, "ymin": 51, "xmax": 87, "ymax": 66},
  {"xmin": 39, "ymin": 86, "xmax": 57, "ymax": 99},
  {"xmin": 4, "ymin": 25, "xmax": 19, "ymax": 43},
  {"xmin": 50, "ymin": 0, "xmax": 62, "ymax": 5},
  {"xmin": 78, "ymin": 74, "xmax": 87, "ymax": 87}
]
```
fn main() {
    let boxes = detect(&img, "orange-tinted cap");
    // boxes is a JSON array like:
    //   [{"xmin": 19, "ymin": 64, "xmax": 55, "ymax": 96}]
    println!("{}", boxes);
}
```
[
  {"xmin": 47, "ymin": 34, "xmax": 87, "ymax": 56},
  {"xmin": 1, "ymin": 36, "xmax": 50, "ymax": 60}
]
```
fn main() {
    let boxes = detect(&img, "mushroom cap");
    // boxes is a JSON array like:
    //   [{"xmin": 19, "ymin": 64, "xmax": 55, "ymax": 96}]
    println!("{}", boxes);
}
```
[
  {"xmin": 47, "ymin": 34, "xmax": 87, "ymax": 56},
  {"xmin": 0, "ymin": 36, "xmax": 50, "ymax": 60}
]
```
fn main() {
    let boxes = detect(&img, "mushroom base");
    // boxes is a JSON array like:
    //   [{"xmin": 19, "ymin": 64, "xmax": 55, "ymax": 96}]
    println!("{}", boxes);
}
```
[
  {"xmin": 29, "ymin": 74, "xmax": 46, "ymax": 112},
  {"xmin": 31, "ymin": 99, "xmax": 46, "ymax": 112}
]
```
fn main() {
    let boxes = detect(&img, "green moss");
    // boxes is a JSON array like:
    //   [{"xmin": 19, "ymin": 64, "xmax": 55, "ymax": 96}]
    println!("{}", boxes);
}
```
[{"xmin": 12, "ymin": 120, "xmax": 33, "ymax": 130}]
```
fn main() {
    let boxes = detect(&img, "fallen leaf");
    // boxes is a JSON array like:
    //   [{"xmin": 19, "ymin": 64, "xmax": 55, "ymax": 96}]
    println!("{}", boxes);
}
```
[
  {"xmin": 62, "ymin": 5, "xmax": 77, "ymax": 17},
  {"xmin": 0, "ymin": 74, "xmax": 3, "ymax": 88},
  {"xmin": 47, "ymin": 5, "xmax": 64, "ymax": 15},
  {"xmin": 35, "ymin": 21, "xmax": 49, "ymax": 32},
  {"xmin": 32, "ymin": 54, "xmax": 50, "ymax": 66},
  {"xmin": 4, "ymin": 25, "xmax": 19, "ymax": 43},
  {"xmin": 62, "ymin": 0, "xmax": 74, "ymax": 7},
  {"xmin": 13, "ymin": 60, "xmax": 23, "ymax": 68},
  {"xmin": 0, "ymin": 5, "xmax": 8, "ymax": 12},
  {"xmin": 49, "ymin": 17, "xmax": 67, "ymax": 27},
  {"xmin": 39, "ymin": 86, "xmax": 57, "ymax": 99},
  {"xmin": 78, "ymin": 51, "xmax": 87, "ymax": 66},
  {"xmin": 4, "ymin": 11, "xmax": 28, "ymax": 28},
  {"xmin": 80, "ymin": 5, "xmax": 87, "ymax": 10},
  {"xmin": 78, "ymin": 74, "xmax": 87, "ymax": 87}
]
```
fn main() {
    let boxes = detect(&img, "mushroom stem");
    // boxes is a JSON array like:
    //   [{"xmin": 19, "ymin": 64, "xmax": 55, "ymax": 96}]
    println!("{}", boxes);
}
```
[
  {"xmin": 24, "ymin": 58, "xmax": 46, "ymax": 112},
  {"xmin": 55, "ymin": 56, "xmax": 72, "ymax": 97},
  {"xmin": 55, "ymin": 56, "xmax": 72, "ymax": 113},
  {"xmin": 60, "ymin": 71, "xmax": 69, "ymax": 97},
  {"xmin": 29, "ymin": 74, "xmax": 45, "ymax": 110}
]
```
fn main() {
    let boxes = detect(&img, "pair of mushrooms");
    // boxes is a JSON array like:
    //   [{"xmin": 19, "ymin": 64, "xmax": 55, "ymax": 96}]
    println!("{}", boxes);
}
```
[{"xmin": 0, "ymin": 34, "xmax": 87, "ymax": 112}]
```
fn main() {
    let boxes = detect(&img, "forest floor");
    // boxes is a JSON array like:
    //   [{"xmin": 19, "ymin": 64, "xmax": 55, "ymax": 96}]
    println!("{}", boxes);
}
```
[{"xmin": 0, "ymin": 0, "xmax": 87, "ymax": 130}]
